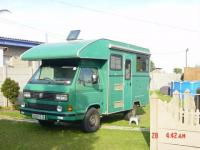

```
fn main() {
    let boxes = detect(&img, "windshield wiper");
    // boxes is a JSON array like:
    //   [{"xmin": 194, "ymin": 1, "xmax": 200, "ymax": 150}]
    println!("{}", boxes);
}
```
[{"xmin": 39, "ymin": 78, "xmax": 55, "ymax": 83}]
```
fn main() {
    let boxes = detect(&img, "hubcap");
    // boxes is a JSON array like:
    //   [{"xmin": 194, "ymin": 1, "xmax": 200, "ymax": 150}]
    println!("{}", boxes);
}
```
[{"xmin": 89, "ymin": 114, "xmax": 97, "ymax": 126}]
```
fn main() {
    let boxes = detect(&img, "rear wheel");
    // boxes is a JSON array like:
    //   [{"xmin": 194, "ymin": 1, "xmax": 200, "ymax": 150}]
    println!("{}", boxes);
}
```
[
  {"xmin": 38, "ymin": 120, "xmax": 55, "ymax": 126},
  {"xmin": 81, "ymin": 108, "xmax": 100, "ymax": 132}
]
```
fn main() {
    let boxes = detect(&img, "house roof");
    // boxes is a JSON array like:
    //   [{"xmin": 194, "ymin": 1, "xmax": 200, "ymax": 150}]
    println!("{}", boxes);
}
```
[
  {"xmin": 21, "ymin": 38, "xmax": 150, "ymax": 61},
  {"xmin": 0, "ymin": 36, "xmax": 43, "ymax": 48}
]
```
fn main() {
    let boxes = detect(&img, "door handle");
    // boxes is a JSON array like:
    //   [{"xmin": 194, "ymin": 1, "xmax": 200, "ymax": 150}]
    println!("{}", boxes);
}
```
[{"xmin": 129, "ymin": 82, "xmax": 131, "ymax": 86}]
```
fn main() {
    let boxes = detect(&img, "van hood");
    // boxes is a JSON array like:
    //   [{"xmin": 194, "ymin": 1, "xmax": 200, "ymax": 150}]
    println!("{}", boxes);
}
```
[{"xmin": 24, "ymin": 83, "xmax": 70, "ymax": 93}]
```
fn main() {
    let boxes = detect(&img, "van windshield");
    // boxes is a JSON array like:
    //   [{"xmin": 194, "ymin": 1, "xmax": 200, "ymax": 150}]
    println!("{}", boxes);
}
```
[{"xmin": 29, "ymin": 66, "xmax": 77, "ymax": 85}]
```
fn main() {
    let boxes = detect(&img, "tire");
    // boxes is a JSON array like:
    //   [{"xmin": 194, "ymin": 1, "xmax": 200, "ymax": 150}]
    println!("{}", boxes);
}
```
[
  {"xmin": 81, "ymin": 108, "xmax": 100, "ymax": 132},
  {"xmin": 38, "ymin": 120, "xmax": 55, "ymax": 126}
]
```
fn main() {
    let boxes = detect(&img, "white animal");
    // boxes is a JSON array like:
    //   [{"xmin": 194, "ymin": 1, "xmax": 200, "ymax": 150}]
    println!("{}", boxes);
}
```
[{"xmin": 129, "ymin": 115, "xmax": 139, "ymax": 125}]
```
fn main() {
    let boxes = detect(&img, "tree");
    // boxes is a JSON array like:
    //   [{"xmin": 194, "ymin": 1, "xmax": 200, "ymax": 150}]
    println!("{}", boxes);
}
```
[
  {"xmin": 150, "ymin": 60, "xmax": 156, "ymax": 72},
  {"xmin": 1, "ymin": 78, "xmax": 20, "ymax": 107},
  {"xmin": 173, "ymin": 68, "xmax": 182, "ymax": 74}
]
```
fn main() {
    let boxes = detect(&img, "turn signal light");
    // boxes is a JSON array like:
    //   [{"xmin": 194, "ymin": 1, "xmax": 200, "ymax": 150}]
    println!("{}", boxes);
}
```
[{"xmin": 67, "ymin": 106, "xmax": 73, "ymax": 112}]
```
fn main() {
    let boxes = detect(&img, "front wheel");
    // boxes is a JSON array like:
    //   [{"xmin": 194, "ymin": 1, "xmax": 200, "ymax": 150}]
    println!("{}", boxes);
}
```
[
  {"xmin": 81, "ymin": 108, "xmax": 100, "ymax": 132},
  {"xmin": 38, "ymin": 120, "xmax": 55, "ymax": 126}
]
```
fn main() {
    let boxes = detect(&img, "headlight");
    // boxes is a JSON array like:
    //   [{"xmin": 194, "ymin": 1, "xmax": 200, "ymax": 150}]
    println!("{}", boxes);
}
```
[
  {"xmin": 55, "ymin": 94, "xmax": 68, "ymax": 101},
  {"xmin": 23, "ymin": 92, "xmax": 31, "ymax": 98},
  {"xmin": 57, "ymin": 106, "xmax": 63, "ymax": 112},
  {"xmin": 21, "ymin": 102, "xmax": 25, "ymax": 108}
]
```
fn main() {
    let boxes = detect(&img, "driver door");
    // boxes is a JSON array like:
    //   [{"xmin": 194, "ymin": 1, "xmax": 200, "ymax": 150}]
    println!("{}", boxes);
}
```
[{"xmin": 75, "ymin": 68, "xmax": 102, "ymax": 113}]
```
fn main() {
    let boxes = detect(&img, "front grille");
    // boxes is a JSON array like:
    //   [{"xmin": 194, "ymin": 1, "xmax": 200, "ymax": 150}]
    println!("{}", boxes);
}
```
[
  {"xmin": 26, "ymin": 103, "xmax": 57, "ymax": 111},
  {"xmin": 31, "ymin": 92, "xmax": 55, "ymax": 100}
]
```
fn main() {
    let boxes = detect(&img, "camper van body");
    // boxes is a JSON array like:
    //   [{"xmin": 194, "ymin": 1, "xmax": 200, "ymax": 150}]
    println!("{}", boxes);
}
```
[{"xmin": 20, "ymin": 39, "xmax": 150, "ymax": 132}]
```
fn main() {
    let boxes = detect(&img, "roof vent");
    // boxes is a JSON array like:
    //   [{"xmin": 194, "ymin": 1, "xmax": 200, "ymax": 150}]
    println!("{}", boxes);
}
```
[{"xmin": 66, "ymin": 30, "xmax": 81, "ymax": 41}]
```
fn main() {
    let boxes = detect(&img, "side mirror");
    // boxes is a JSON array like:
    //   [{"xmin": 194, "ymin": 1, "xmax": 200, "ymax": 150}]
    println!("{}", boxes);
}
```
[{"xmin": 92, "ymin": 74, "xmax": 98, "ymax": 84}]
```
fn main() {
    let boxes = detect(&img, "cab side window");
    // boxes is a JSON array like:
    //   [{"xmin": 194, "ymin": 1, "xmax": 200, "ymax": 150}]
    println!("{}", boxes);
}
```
[{"xmin": 79, "ymin": 68, "xmax": 98, "ymax": 85}]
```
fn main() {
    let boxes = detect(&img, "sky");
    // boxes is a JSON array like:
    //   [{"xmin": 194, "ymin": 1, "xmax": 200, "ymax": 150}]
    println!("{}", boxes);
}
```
[{"xmin": 0, "ymin": 0, "xmax": 200, "ymax": 72}]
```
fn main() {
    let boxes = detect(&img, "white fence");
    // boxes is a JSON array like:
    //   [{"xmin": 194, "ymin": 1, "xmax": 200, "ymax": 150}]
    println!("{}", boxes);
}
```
[{"xmin": 151, "ymin": 90, "xmax": 200, "ymax": 150}]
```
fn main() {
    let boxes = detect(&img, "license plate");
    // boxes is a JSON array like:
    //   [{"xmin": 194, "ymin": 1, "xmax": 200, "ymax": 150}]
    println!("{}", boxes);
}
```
[{"xmin": 32, "ymin": 114, "xmax": 46, "ymax": 120}]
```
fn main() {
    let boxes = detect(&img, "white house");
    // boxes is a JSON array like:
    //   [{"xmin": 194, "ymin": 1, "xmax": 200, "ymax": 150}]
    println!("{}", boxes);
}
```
[{"xmin": 0, "ymin": 36, "xmax": 42, "ymax": 106}]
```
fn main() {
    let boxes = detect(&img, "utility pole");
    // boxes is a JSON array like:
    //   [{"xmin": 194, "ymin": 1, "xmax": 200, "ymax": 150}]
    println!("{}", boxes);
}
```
[{"xmin": 185, "ymin": 48, "xmax": 189, "ymax": 68}]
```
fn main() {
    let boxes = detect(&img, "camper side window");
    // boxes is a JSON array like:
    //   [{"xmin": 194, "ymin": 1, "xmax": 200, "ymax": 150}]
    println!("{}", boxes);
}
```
[
  {"xmin": 125, "ymin": 59, "xmax": 131, "ymax": 80},
  {"xmin": 110, "ymin": 54, "xmax": 122, "ymax": 70},
  {"xmin": 136, "ymin": 55, "xmax": 149, "ymax": 72}
]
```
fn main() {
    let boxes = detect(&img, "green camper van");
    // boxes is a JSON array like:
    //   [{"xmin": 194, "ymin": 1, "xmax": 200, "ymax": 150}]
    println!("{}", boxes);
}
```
[{"xmin": 20, "ymin": 39, "xmax": 150, "ymax": 132}]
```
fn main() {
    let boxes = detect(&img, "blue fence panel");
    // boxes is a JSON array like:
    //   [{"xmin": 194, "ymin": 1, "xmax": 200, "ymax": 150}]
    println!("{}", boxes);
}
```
[{"xmin": 171, "ymin": 81, "xmax": 200, "ymax": 97}]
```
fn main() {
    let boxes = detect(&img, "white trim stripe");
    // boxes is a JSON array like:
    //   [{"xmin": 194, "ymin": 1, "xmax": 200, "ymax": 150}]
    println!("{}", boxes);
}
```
[{"xmin": 109, "ymin": 44, "xmax": 150, "ymax": 55}]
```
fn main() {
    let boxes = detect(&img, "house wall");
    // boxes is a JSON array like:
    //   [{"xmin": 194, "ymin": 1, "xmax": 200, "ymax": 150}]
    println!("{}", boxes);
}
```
[
  {"xmin": 0, "ymin": 66, "xmax": 36, "ymax": 107},
  {"xmin": 0, "ymin": 48, "xmax": 3, "ymax": 66},
  {"xmin": 150, "ymin": 70, "xmax": 181, "ymax": 90},
  {"xmin": 0, "ymin": 46, "xmax": 39, "ymax": 107},
  {"xmin": 3, "ymin": 46, "xmax": 30, "ymax": 66},
  {"xmin": 4, "ymin": 46, "xmax": 27, "ymax": 56},
  {"xmin": 0, "ymin": 67, "xmax": 4, "ymax": 106},
  {"xmin": 184, "ymin": 67, "xmax": 200, "ymax": 81}
]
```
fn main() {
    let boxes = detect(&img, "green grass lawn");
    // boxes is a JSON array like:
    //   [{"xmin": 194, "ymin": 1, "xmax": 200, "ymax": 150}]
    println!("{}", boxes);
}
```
[
  {"xmin": 0, "ymin": 120, "xmax": 149, "ymax": 150},
  {"xmin": 101, "ymin": 105, "xmax": 150, "ymax": 128},
  {"xmin": 0, "ymin": 105, "xmax": 150, "ymax": 150},
  {"xmin": 0, "ymin": 110, "xmax": 25, "ymax": 119},
  {"xmin": 0, "ymin": 105, "xmax": 150, "ymax": 128}
]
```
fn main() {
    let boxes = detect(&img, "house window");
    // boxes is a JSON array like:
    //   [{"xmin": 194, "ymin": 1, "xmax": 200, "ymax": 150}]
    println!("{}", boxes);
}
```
[
  {"xmin": 110, "ymin": 54, "xmax": 122, "ymax": 70},
  {"xmin": 136, "ymin": 55, "xmax": 149, "ymax": 72}
]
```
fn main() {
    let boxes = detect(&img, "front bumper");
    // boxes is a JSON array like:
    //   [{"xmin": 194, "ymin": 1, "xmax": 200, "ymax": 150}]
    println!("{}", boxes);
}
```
[{"xmin": 20, "ymin": 107, "xmax": 84, "ymax": 121}]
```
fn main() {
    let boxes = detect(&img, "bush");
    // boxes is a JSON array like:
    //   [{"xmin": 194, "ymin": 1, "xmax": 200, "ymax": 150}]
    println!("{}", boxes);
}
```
[
  {"xmin": 173, "ymin": 68, "xmax": 182, "ymax": 74},
  {"xmin": 13, "ymin": 101, "xmax": 20, "ymax": 110},
  {"xmin": 1, "ymin": 78, "xmax": 20, "ymax": 108}
]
